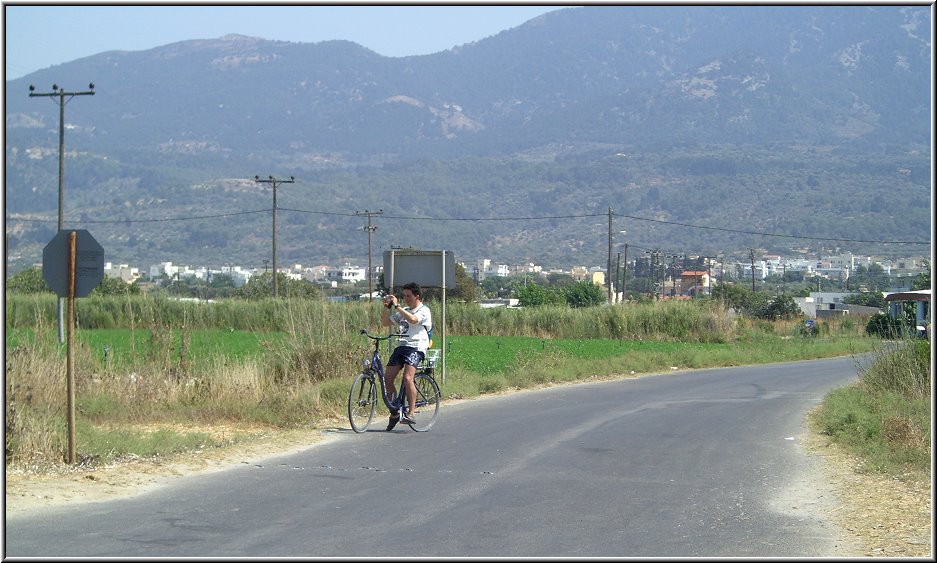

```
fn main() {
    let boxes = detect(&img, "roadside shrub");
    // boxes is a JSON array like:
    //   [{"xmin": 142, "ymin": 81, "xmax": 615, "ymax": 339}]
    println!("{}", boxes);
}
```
[
  {"xmin": 564, "ymin": 280, "xmax": 605, "ymax": 308},
  {"xmin": 865, "ymin": 313, "xmax": 903, "ymax": 338},
  {"xmin": 515, "ymin": 283, "xmax": 564, "ymax": 307},
  {"xmin": 757, "ymin": 295, "xmax": 802, "ymax": 320},
  {"xmin": 6, "ymin": 267, "xmax": 54, "ymax": 294},
  {"xmin": 858, "ymin": 338, "xmax": 930, "ymax": 399}
]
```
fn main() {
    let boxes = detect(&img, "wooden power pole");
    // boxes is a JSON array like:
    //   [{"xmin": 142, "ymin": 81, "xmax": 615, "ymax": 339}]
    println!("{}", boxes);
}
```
[
  {"xmin": 254, "ymin": 175, "xmax": 294, "ymax": 298},
  {"xmin": 356, "ymin": 209, "xmax": 383, "ymax": 301}
]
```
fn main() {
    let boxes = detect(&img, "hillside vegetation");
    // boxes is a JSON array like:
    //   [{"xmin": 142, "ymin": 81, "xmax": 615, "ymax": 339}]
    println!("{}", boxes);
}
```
[{"xmin": 5, "ymin": 145, "xmax": 929, "ymax": 272}]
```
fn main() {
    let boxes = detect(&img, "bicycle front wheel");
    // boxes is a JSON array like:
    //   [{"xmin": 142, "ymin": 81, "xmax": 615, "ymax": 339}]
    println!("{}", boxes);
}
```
[
  {"xmin": 403, "ymin": 373, "xmax": 441, "ymax": 432},
  {"xmin": 348, "ymin": 372, "xmax": 376, "ymax": 433}
]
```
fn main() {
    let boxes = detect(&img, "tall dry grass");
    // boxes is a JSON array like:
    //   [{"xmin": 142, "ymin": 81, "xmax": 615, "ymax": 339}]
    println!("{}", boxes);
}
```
[
  {"xmin": 445, "ymin": 299, "xmax": 735, "ymax": 342},
  {"xmin": 5, "ymin": 335, "xmax": 70, "ymax": 466}
]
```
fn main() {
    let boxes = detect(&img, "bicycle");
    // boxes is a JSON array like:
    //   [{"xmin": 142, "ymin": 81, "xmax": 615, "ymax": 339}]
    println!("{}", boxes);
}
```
[{"xmin": 348, "ymin": 328, "xmax": 441, "ymax": 432}]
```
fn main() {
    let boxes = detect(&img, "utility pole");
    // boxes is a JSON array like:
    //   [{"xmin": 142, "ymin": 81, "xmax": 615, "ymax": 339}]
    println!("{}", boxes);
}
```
[
  {"xmin": 643, "ymin": 251, "xmax": 652, "ymax": 297},
  {"xmin": 29, "ymin": 82, "xmax": 95, "ymax": 343},
  {"xmin": 621, "ymin": 243, "xmax": 628, "ymax": 302},
  {"xmin": 782, "ymin": 262, "xmax": 787, "ymax": 296},
  {"xmin": 356, "ymin": 209, "xmax": 383, "ymax": 301},
  {"xmin": 749, "ymin": 248, "xmax": 756, "ymax": 293},
  {"xmin": 649, "ymin": 249, "xmax": 662, "ymax": 300},
  {"xmin": 254, "ymin": 175, "xmax": 294, "ymax": 298},
  {"xmin": 706, "ymin": 256, "xmax": 713, "ymax": 295},
  {"xmin": 607, "ymin": 207, "xmax": 613, "ymax": 303},
  {"xmin": 615, "ymin": 252, "xmax": 621, "ymax": 304},
  {"xmin": 669, "ymin": 255, "xmax": 678, "ymax": 297}
]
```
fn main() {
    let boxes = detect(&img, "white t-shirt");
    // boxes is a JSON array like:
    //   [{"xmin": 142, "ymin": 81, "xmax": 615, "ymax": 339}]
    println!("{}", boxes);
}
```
[{"xmin": 391, "ymin": 303, "xmax": 432, "ymax": 353}]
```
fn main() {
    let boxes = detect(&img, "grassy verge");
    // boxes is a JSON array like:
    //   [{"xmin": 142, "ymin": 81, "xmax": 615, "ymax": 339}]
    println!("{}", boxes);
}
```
[{"xmin": 810, "ymin": 336, "xmax": 931, "ymax": 478}]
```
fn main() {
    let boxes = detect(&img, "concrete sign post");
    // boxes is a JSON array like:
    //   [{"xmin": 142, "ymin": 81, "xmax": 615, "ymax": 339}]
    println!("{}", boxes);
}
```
[{"xmin": 42, "ymin": 230, "xmax": 104, "ymax": 464}]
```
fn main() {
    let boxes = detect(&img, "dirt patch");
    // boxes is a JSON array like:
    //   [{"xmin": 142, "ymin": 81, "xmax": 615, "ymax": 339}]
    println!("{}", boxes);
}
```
[{"xmin": 799, "ymin": 423, "xmax": 932, "ymax": 557}]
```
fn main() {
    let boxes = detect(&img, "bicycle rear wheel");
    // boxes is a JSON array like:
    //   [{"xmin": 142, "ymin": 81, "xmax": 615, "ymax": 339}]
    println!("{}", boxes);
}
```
[
  {"xmin": 348, "ymin": 372, "xmax": 376, "ymax": 433},
  {"xmin": 403, "ymin": 373, "xmax": 441, "ymax": 432}
]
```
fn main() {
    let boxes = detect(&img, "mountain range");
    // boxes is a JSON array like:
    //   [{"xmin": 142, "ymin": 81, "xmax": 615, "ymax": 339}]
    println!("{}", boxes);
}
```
[{"xmin": 4, "ymin": 6, "xmax": 932, "ymax": 273}]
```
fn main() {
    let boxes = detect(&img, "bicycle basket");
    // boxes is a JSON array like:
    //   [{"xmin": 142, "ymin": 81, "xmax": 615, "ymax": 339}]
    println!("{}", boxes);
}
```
[{"xmin": 421, "ymin": 349, "xmax": 441, "ymax": 372}]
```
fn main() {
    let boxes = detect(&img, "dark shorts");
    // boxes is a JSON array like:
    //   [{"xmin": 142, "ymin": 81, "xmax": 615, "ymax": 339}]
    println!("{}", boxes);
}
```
[{"xmin": 387, "ymin": 346, "xmax": 425, "ymax": 368}]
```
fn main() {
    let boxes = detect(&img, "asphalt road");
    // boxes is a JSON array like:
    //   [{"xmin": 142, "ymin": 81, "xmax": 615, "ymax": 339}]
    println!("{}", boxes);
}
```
[{"xmin": 5, "ymin": 357, "xmax": 862, "ymax": 557}]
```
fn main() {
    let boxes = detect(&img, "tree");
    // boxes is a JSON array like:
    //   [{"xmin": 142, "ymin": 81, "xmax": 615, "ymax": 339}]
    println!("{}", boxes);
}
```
[
  {"xmin": 843, "ymin": 291, "xmax": 887, "ymax": 309},
  {"xmin": 851, "ymin": 263, "xmax": 889, "ymax": 292},
  {"xmin": 545, "ymin": 272, "xmax": 576, "ymax": 289},
  {"xmin": 564, "ymin": 280, "xmax": 605, "ymax": 308},
  {"xmin": 208, "ymin": 273, "xmax": 235, "ymax": 289},
  {"xmin": 711, "ymin": 282, "xmax": 747, "ymax": 313},
  {"xmin": 449, "ymin": 263, "xmax": 478, "ymax": 303},
  {"xmin": 479, "ymin": 276, "xmax": 515, "ymax": 299},
  {"xmin": 757, "ymin": 294, "xmax": 803, "ymax": 320},
  {"xmin": 866, "ymin": 313, "xmax": 903, "ymax": 338},
  {"xmin": 422, "ymin": 263, "xmax": 478, "ymax": 303},
  {"xmin": 711, "ymin": 282, "xmax": 776, "ymax": 317},
  {"xmin": 516, "ymin": 282, "xmax": 563, "ymax": 307},
  {"xmin": 235, "ymin": 272, "xmax": 320, "ymax": 300},
  {"xmin": 6, "ymin": 267, "xmax": 53, "ymax": 294},
  {"xmin": 912, "ymin": 260, "xmax": 931, "ymax": 291},
  {"xmin": 91, "ymin": 276, "xmax": 141, "ymax": 296}
]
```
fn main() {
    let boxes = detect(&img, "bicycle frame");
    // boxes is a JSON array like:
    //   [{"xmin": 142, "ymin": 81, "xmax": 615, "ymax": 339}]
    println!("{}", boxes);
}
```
[{"xmin": 361, "ymin": 330, "xmax": 402, "ymax": 412}]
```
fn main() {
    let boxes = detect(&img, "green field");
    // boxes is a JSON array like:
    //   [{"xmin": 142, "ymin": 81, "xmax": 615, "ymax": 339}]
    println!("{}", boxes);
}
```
[
  {"xmin": 6, "ymin": 327, "xmax": 288, "ymax": 371},
  {"xmin": 444, "ymin": 335, "xmax": 725, "ymax": 375}
]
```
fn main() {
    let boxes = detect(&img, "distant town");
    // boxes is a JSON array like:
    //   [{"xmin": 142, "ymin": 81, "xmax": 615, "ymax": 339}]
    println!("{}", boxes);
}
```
[{"xmin": 99, "ymin": 251, "xmax": 929, "ymax": 296}]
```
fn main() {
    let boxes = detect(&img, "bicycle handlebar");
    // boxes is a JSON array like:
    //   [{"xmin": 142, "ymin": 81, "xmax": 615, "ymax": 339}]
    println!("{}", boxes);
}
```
[{"xmin": 358, "ymin": 328, "xmax": 405, "ymax": 341}]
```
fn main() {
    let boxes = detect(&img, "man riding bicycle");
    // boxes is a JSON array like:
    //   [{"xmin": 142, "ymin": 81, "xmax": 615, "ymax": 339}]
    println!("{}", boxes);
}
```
[{"xmin": 381, "ymin": 282, "xmax": 433, "ymax": 431}]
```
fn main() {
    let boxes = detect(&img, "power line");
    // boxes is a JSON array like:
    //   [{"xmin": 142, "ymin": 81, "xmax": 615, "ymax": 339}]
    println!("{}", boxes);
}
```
[
  {"xmin": 6, "ymin": 209, "xmax": 271, "ymax": 223},
  {"xmin": 379, "ymin": 212, "xmax": 604, "ymax": 221},
  {"xmin": 278, "ymin": 207, "xmax": 356, "ymax": 217},
  {"xmin": 615, "ymin": 213, "xmax": 928, "ymax": 245}
]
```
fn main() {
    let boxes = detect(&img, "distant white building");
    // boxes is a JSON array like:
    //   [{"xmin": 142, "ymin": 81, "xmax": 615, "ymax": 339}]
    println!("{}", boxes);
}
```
[
  {"xmin": 828, "ymin": 253, "xmax": 856, "ymax": 270},
  {"xmin": 480, "ymin": 298, "xmax": 520, "ymax": 308},
  {"xmin": 105, "ymin": 262, "xmax": 140, "ymax": 284},
  {"xmin": 510, "ymin": 263, "xmax": 543, "ymax": 275},
  {"xmin": 738, "ymin": 261, "xmax": 768, "ymax": 281},
  {"xmin": 783, "ymin": 258, "xmax": 815, "ymax": 274},
  {"xmin": 322, "ymin": 264, "xmax": 366, "ymax": 283},
  {"xmin": 221, "ymin": 266, "xmax": 252, "ymax": 288},
  {"xmin": 149, "ymin": 261, "xmax": 177, "ymax": 279},
  {"xmin": 814, "ymin": 267, "xmax": 849, "ymax": 282}
]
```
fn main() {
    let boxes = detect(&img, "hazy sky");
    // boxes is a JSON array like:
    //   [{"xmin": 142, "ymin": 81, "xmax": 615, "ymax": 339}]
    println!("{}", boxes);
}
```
[{"xmin": 3, "ymin": 5, "xmax": 564, "ymax": 80}]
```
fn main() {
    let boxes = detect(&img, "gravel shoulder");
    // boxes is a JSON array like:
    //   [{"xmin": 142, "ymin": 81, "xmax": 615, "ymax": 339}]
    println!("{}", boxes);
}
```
[{"xmin": 5, "ymin": 388, "xmax": 931, "ymax": 557}]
